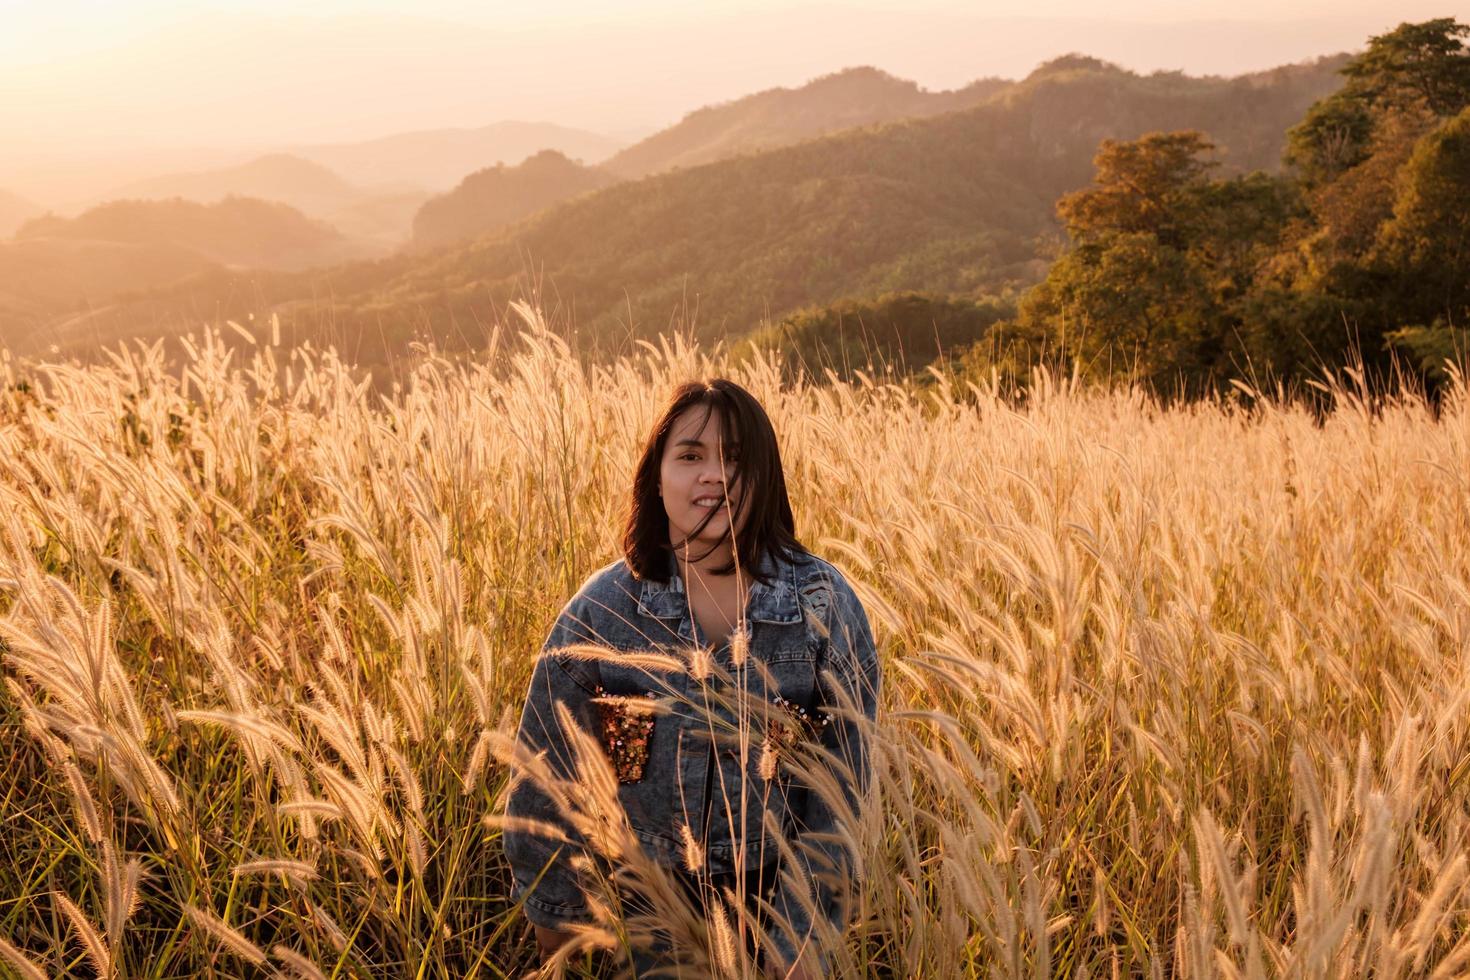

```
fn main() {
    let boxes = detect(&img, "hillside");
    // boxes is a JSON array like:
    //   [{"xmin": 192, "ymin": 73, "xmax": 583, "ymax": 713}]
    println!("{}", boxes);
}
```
[
  {"xmin": 603, "ymin": 66, "xmax": 1010, "ymax": 178},
  {"xmin": 21, "ymin": 55, "xmax": 1348, "ymax": 364},
  {"xmin": 16, "ymin": 197, "xmax": 365, "ymax": 271},
  {"xmin": 101, "ymin": 154, "xmax": 363, "ymax": 216},
  {"xmin": 287, "ymin": 121, "xmax": 625, "ymax": 191},
  {"xmin": 0, "ymin": 189, "xmax": 43, "ymax": 238},
  {"xmin": 412, "ymin": 150, "xmax": 619, "ymax": 248}
]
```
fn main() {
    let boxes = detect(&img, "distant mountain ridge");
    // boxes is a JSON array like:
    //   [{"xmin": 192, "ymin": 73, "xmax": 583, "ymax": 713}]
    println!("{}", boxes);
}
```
[
  {"xmin": 17, "ymin": 196, "xmax": 367, "ymax": 271},
  {"xmin": 412, "ymin": 150, "xmax": 618, "ymax": 249},
  {"xmin": 284, "ymin": 121, "xmax": 626, "ymax": 191},
  {"xmin": 410, "ymin": 66, "xmax": 1014, "ymax": 249},
  {"xmin": 104, "ymin": 154, "xmax": 363, "ymax": 215},
  {"xmin": 93, "ymin": 153, "xmax": 429, "ymax": 255},
  {"xmin": 603, "ymin": 66, "xmax": 1010, "ymax": 178}
]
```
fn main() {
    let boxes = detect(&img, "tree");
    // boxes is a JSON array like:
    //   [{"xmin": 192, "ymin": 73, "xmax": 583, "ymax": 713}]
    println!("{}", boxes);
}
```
[
  {"xmin": 1016, "ymin": 231, "xmax": 1218, "ymax": 389},
  {"xmin": 1055, "ymin": 132, "xmax": 1216, "ymax": 247},
  {"xmin": 1342, "ymin": 18, "xmax": 1470, "ymax": 117},
  {"xmin": 1283, "ymin": 96, "xmax": 1376, "ymax": 186},
  {"xmin": 999, "ymin": 132, "xmax": 1301, "ymax": 393},
  {"xmin": 1372, "ymin": 106, "xmax": 1470, "ymax": 319},
  {"xmin": 1286, "ymin": 18, "xmax": 1470, "ymax": 185}
]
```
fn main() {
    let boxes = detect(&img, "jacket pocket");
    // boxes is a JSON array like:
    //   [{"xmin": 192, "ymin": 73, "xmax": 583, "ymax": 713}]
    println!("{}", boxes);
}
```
[
  {"xmin": 759, "ymin": 693, "xmax": 830, "ymax": 781},
  {"xmin": 592, "ymin": 685, "xmax": 657, "ymax": 784}
]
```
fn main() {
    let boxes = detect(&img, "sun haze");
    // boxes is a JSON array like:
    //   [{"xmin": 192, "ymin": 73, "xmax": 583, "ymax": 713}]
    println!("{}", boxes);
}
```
[{"xmin": 3, "ymin": 0, "xmax": 1465, "ymax": 203}]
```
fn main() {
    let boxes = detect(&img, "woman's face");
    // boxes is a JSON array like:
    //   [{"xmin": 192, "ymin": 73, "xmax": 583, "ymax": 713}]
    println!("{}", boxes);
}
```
[{"xmin": 659, "ymin": 406, "xmax": 747, "ymax": 556}]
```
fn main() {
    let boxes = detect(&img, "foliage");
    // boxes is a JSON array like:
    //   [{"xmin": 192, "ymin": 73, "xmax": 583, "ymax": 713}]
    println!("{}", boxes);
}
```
[
  {"xmin": 986, "ymin": 134, "xmax": 1305, "ymax": 393},
  {"xmin": 736, "ymin": 292, "xmax": 1014, "ymax": 382},
  {"xmin": 1286, "ymin": 19, "xmax": 1470, "ymax": 185},
  {"xmin": 1385, "ymin": 320, "xmax": 1470, "ymax": 383},
  {"xmin": 1054, "ymin": 132, "xmax": 1218, "ymax": 246},
  {"xmin": 1341, "ymin": 17, "xmax": 1470, "ymax": 116},
  {"xmin": 1370, "ymin": 107, "xmax": 1470, "ymax": 318},
  {"xmin": 993, "ymin": 19, "xmax": 1470, "ymax": 396}
]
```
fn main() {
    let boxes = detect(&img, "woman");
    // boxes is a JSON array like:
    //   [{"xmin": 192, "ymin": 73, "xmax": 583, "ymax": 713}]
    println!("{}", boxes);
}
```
[{"xmin": 504, "ymin": 378, "xmax": 879, "ymax": 977}]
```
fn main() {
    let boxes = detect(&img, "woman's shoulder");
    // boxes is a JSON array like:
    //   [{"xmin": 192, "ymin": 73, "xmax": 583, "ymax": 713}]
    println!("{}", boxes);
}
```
[
  {"xmin": 543, "ymin": 557, "xmax": 644, "ymax": 649},
  {"xmin": 786, "ymin": 548, "xmax": 865, "ymax": 618},
  {"xmin": 786, "ymin": 547, "xmax": 854, "ymax": 587},
  {"xmin": 569, "ymin": 556, "xmax": 640, "ymax": 608}
]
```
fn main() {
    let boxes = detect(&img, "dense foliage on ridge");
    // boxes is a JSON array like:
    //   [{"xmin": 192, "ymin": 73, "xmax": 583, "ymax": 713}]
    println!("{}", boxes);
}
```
[{"xmin": 978, "ymin": 19, "xmax": 1470, "ymax": 394}]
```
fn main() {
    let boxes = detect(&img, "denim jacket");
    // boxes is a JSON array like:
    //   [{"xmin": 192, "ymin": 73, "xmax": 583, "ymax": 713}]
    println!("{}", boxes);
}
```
[{"xmin": 503, "ymin": 545, "xmax": 880, "ymax": 969}]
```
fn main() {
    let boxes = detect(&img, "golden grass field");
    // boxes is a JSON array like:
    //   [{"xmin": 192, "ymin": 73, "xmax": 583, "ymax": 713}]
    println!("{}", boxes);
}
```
[{"xmin": 1, "ymin": 304, "xmax": 1468, "ymax": 978}]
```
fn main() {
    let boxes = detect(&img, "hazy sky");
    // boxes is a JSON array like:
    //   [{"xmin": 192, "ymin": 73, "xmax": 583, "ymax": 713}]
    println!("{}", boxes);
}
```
[{"xmin": 3, "ymin": 0, "xmax": 1467, "ymax": 202}]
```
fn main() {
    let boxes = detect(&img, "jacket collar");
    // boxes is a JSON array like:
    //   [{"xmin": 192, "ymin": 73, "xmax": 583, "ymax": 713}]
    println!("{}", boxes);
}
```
[{"xmin": 637, "ymin": 547, "xmax": 803, "ymax": 625}]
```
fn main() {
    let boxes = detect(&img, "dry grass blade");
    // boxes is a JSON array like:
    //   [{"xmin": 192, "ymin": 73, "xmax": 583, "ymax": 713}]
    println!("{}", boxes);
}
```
[
  {"xmin": 0, "ymin": 937, "xmax": 47, "ymax": 980},
  {"xmin": 54, "ymin": 892, "xmax": 111, "ymax": 978},
  {"xmin": 182, "ymin": 904, "xmax": 268, "ymax": 967}
]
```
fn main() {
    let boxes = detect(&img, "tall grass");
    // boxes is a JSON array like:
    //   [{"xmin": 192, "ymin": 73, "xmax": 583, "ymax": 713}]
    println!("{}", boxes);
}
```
[{"xmin": 1, "ymin": 304, "xmax": 1468, "ymax": 977}]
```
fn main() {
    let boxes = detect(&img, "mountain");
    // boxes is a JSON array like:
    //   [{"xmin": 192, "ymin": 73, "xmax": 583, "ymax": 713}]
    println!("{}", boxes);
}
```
[
  {"xmin": 603, "ymin": 66, "xmax": 1010, "ymax": 178},
  {"xmin": 412, "ymin": 150, "xmax": 619, "ymax": 249},
  {"xmin": 101, "ymin": 154, "xmax": 363, "ymax": 216},
  {"xmin": 0, "ymin": 190, "xmax": 44, "ymax": 238},
  {"xmin": 286, "ymin": 121, "xmax": 626, "ymax": 192},
  {"xmin": 16, "ymin": 196, "xmax": 367, "ymax": 271},
  {"xmin": 415, "ymin": 69, "xmax": 1008, "ymax": 247},
  {"xmin": 94, "ymin": 154, "xmax": 426, "ymax": 251},
  {"xmin": 19, "ymin": 54, "xmax": 1349, "ymax": 363},
  {"xmin": 315, "ymin": 56, "xmax": 1346, "ymax": 352}
]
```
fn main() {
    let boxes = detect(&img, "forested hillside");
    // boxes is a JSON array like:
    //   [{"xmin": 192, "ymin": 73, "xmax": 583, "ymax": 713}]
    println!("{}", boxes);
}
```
[
  {"xmin": 301, "ymin": 54, "xmax": 1343, "ymax": 360},
  {"xmin": 410, "ymin": 69, "xmax": 1009, "ymax": 248},
  {"xmin": 0, "ymin": 238, "xmax": 217, "ymax": 340}
]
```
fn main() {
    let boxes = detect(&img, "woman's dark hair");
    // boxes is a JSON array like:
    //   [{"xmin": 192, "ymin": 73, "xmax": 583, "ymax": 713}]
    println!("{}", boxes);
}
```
[{"xmin": 623, "ymin": 378, "xmax": 804, "ymax": 583}]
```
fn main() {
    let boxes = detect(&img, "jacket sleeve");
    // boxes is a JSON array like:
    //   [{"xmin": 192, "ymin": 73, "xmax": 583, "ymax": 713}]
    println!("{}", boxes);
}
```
[
  {"xmin": 503, "ymin": 595, "xmax": 603, "ymax": 929},
  {"xmin": 769, "ymin": 575, "xmax": 880, "ymax": 972}
]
